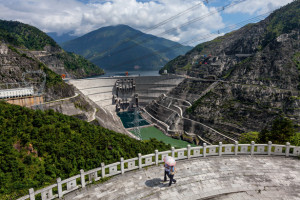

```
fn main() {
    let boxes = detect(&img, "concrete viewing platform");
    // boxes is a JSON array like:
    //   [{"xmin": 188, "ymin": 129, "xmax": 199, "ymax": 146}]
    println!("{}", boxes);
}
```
[{"xmin": 65, "ymin": 156, "xmax": 300, "ymax": 200}]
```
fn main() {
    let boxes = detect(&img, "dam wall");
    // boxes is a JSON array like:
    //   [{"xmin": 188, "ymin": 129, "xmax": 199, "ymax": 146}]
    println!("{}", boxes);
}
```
[
  {"xmin": 68, "ymin": 75, "xmax": 184, "ymax": 135},
  {"xmin": 69, "ymin": 75, "xmax": 184, "ymax": 112}
]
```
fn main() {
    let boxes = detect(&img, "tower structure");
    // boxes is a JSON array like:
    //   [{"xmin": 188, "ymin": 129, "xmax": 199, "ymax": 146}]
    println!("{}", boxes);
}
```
[{"xmin": 132, "ymin": 107, "xmax": 142, "ymax": 140}]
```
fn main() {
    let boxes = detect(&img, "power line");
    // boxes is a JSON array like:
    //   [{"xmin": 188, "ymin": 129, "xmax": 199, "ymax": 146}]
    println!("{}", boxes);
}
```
[
  {"xmin": 95, "ymin": 0, "xmax": 212, "ymax": 57},
  {"xmin": 71, "ymin": 11, "xmax": 274, "ymax": 93},
  {"xmin": 96, "ymin": 0, "xmax": 248, "ymax": 62},
  {"xmin": 112, "ymin": 11, "xmax": 272, "ymax": 67},
  {"xmin": 142, "ymin": 0, "xmax": 209, "ymax": 32}
]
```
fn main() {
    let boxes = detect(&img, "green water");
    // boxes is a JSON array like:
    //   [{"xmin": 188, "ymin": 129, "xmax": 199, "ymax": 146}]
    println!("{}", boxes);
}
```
[
  {"xmin": 134, "ymin": 126, "xmax": 196, "ymax": 148},
  {"xmin": 117, "ymin": 111, "xmax": 149, "ymax": 128}
]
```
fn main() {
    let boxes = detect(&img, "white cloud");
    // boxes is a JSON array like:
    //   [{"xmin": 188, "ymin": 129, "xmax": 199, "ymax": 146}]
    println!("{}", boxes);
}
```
[
  {"xmin": 0, "ymin": 0, "xmax": 293, "ymax": 46},
  {"xmin": 0, "ymin": 0, "xmax": 225, "ymax": 45},
  {"xmin": 225, "ymin": 0, "xmax": 293, "ymax": 15}
]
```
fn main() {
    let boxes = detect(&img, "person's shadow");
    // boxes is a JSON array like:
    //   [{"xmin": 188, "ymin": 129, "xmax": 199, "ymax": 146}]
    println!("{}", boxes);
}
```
[{"xmin": 145, "ymin": 178, "xmax": 168, "ymax": 188}]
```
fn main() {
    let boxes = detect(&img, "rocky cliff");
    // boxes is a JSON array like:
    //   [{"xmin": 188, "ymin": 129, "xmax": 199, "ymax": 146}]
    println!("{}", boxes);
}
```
[
  {"xmin": 0, "ymin": 43, "xmax": 75, "ymax": 101},
  {"xmin": 0, "ymin": 20, "xmax": 104, "ymax": 101},
  {"xmin": 155, "ymin": 1, "xmax": 300, "ymax": 142}
]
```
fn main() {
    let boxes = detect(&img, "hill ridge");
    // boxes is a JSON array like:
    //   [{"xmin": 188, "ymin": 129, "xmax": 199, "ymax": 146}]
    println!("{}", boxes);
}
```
[{"xmin": 62, "ymin": 24, "xmax": 192, "ymax": 71}]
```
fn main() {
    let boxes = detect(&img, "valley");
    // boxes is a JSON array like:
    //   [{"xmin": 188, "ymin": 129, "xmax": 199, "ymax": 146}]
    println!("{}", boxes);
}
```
[{"xmin": 0, "ymin": 1, "xmax": 300, "ymax": 199}]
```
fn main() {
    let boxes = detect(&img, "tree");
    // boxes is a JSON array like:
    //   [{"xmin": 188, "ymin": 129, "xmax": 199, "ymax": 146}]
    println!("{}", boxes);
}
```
[
  {"xmin": 239, "ymin": 131, "xmax": 259, "ymax": 144},
  {"xmin": 258, "ymin": 117, "xmax": 295, "ymax": 144},
  {"xmin": 270, "ymin": 117, "xmax": 295, "ymax": 144}
]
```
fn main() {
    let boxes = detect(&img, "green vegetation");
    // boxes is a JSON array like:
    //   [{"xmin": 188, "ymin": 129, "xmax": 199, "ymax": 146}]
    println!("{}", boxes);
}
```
[
  {"xmin": 186, "ymin": 91, "xmax": 215, "ymax": 113},
  {"xmin": 0, "ymin": 102, "xmax": 170, "ymax": 199},
  {"xmin": 293, "ymin": 52, "xmax": 300, "ymax": 70},
  {"xmin": 56, "ymin": 52, "xmax": 104, "ymax": 77},
  {"xmin": 0, "ymin": 19, "xmax": 104, "ymax": 78},
  {"xmin": 62, "ymin": 25, "xmax": 191, "ymax": 71},
  {"xmin": 134, "ymin": 126, "xmax": 196, "ymax": 148},
  {"xmin": 182, "ymin": 63, "xmax": 192, "ymax": 70},
  {"xmin": 4, "ymin": 45, "xmax": 69, "ymax": 98},
  {"xmin": 159, "ymin": 55, "xmax": 186, "ymax": 74},
  {"xmin": 262, "ymin": 1, "xmax": 300, "ymax": 47},
  {"xmin": 222, "ymin": 57, "xmax": 253, "ymax": 79},
  {"xmin": 38, "ymin": 63, "xmax": 64, "ymax": 87},
  {"xmin": 239, "ymin": 117, "xmax": 299, "ymax": 145},
  {"xmin": 291, "ymin": 132, "xmax": 300, "ymax": 146},
  {"xmin": 292, "ymin": 52, "xmax": 300, "ymax": 90},
  {"xmin": 0, "ymin": 20, "xmax": 58, "ymax": 50},
  {"xmin": 239, "ymin": 132, "xmax": 259, "ymax": 144},
  {"xmin": 161, "ymin": 1, "xmax": 300, "ymax": 76}
]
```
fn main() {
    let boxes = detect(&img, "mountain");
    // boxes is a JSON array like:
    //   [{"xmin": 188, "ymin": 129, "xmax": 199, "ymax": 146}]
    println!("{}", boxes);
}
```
[
  {"xmin": 61, "ymin": 25, "xmax": 192, "ymax": 71},
  {"xmin": 0, "ymin": 20, "xmax": 104, "ymax": 100},
  {"xmin": 153, "ymin": 1, "xmax": 300, "ymax": 140},
  {"xmin": 47, "ymin": 32, "xmax": 78, "ymax": 44}
]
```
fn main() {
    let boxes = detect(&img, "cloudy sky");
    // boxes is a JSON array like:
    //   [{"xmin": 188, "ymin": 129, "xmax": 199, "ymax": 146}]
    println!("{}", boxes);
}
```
[{"xmin": 0, "ymin": 0, "xmax": 293, "ymax": 45}]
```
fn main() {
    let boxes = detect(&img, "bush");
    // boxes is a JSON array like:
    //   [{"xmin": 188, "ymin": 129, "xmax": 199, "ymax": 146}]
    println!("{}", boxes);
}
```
[
  {"xmin": 0, "ymin": 102, "xmax": 170, "ymax": 199},
  {"xmin": 239, "ymin": 131, "xmax": 259, "ymax": 144}
]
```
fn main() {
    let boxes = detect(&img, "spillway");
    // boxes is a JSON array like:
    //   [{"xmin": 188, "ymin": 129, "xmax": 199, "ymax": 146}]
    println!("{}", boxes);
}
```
[{"xmin": 69, "ymin": 75, "xmax": 184, "ymax": 134}]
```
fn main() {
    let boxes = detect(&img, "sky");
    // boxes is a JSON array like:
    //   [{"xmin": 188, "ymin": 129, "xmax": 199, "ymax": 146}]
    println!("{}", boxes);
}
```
[{"xmin": 0, "ymin": 0, "xmax": 293, "ymax": 46}]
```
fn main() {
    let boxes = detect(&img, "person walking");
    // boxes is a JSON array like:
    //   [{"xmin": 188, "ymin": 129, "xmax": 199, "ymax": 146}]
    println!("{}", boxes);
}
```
[{"xmin": 163, "ymin": 156, "xmax": 176, "ymax": 186}]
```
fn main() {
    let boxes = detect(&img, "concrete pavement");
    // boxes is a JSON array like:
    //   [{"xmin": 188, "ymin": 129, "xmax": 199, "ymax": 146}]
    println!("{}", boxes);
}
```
[{"xmin": 64, "ymin": 156, "xmax": 300, "ymax": 200}]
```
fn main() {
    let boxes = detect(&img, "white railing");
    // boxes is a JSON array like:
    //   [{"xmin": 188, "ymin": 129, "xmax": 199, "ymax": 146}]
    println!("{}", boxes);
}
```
[{"xmin": 17, "ymin": 141, "xmax": 300, "ymax": 200}]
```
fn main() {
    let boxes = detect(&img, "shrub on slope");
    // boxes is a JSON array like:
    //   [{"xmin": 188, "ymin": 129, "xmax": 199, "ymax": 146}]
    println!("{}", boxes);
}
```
[{"xmin": 0, "ymin": 101, "xmax": 170, "ymax": 199}]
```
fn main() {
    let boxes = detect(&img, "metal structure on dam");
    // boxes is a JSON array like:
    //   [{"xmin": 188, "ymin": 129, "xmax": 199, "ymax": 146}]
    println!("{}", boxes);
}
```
[
  {"xmin": 69, "ymin": 75, "xmax": 185, "ymax": 135},
  {"xmin": 69, "ymin": 75, "xmax": 237, "ymax": 144},
  {"xmin": 69, "ymin": 75, "xmax": 184, "ymax": 112}
]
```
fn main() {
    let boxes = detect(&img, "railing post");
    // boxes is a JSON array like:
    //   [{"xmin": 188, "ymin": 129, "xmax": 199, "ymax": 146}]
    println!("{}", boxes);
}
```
[
  {"xmin": 203, "ymin": 143, "xmax": 207, "ymax": 157},
  {"xmin": 120, "ymin": 157, "xmax": 125, "ymax": 174},
  {"xmin": 138, "ymin": 153, "xmax": 142, "ymax": 169},
  {"xmin": 235, "ymin": 141, "xmax": 238, "ymax": 155},
  {"xmin": 29, "ymin": 188, "xmax": 35, "ymax": 200},
  {"xmin": 251, "ymin": 141, "xmax": 255, "ymax": 155},
  {"xmin": 57, "ymin": 177, "xmax": 63, "ymax": 198},
  {"xmin": 219, "ymin": 142, "xmax": 222, "ymax": 156},
  {"xmin": 80, "ymin": 169, "xmax": 86, "ymax": 188},
  {"xmin": 155, "ymin": 150, "xmax": 159, "ymax": 165},
  {"xmin": 285, "ymin": 142, "xmax": 290, "ymax": 157},
  {"xmin": 268, "ymin": 141, "xmax": 272, "ymax": 156},
  {"xmin": 187, "ymin": 145, "xmax": 191, "ymax": 159},
  {"xmin": 101, "ymin": 163, "xmax": 105, "ymax": 178},
  {"xmin": 171, "ymin": 147, "xmax": 175, "ymax": 158}
]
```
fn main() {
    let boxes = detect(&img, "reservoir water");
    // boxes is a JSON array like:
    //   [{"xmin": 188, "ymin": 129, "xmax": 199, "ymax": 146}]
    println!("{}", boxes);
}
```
[
  {"xmin": 118, "ymin": 111, "xmax": 196, "ymax": 148},
  {"xmin": 117, "ymin": 111, "xmax": 149, "ymax": 128},
  {"xmin": 133, "ymin": 126, "xmax": 196, "ymax": 148}
]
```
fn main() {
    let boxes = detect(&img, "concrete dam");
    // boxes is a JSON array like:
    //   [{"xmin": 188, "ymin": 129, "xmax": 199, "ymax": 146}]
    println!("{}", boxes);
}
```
[
  {"xmin": 69, "ymin": 75, "xmax": 185, "ymax": 136},
  {"xmin": 70, "ymin": 75, "xmax": 184, "ymax": 111},
  {"xmin": 69, "ymin": 75, "xmax": 237, "ymax": 145}
]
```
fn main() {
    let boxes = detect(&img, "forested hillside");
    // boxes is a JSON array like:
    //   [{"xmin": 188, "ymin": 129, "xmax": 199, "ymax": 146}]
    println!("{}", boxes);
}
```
[
  {"xmin": 0, "ymin": 101, "xmax": 170, "ymax": 199},
  {"xmin": 0, "ymin": 20, "xmax": 104, "ymax": 79},
  {"xmin": 62, "ymin": 25, "xmax": 191, "ymax": 71}
]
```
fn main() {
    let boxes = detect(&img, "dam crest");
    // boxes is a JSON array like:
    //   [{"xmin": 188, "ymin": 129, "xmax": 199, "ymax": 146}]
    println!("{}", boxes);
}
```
[{"xmin": 18, "ymin": 142, "xmax": 300, "ymax": 200}]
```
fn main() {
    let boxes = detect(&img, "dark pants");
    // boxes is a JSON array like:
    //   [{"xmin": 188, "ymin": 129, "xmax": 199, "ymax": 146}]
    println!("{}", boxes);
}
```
[{"xmin": 164, "ymin": 170, "xmax": 176, "ymax": 186}]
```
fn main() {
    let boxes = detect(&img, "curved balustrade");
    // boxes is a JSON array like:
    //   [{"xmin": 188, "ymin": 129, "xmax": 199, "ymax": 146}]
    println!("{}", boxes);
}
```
[{"xmin": 17, "ymin": 141, "xmax": 300, "ymax": 200}]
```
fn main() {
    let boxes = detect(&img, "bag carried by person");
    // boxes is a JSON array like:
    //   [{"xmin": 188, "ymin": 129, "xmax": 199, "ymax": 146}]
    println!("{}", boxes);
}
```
[{"xmin": 170, "ymin": 166, "xmax": 176, "ymax": 175}]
